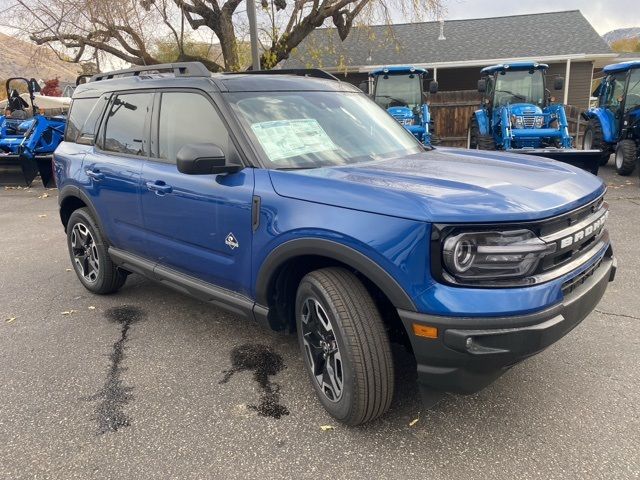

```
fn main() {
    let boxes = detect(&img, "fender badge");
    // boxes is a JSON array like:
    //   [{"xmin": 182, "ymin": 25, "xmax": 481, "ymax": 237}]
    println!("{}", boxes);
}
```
[{"xmin": 225, "ymin": 232, "xmax": 239, "ymax": 250}]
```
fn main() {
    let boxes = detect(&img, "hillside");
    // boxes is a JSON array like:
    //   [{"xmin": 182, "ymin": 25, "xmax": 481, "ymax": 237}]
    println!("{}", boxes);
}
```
[
  {"xmin": 602, "ymin": 27, "xmax": 640, "ymax": 45},
  {"xmin": 0, "ymin": 33, "xmax": 80, "ymax": 82}
]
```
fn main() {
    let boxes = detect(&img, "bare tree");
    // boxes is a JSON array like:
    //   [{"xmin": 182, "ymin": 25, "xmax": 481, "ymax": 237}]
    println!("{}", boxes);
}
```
[{"xmin": 2, "ymin": 0, "xmax": 441, "ymax": 72}]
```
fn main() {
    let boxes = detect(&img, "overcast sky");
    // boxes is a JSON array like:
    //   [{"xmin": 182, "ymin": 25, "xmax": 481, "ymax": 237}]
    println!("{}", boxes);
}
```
[{"xmin": 441, "ymin": 0, "xmax": 640, "ymax": 34}]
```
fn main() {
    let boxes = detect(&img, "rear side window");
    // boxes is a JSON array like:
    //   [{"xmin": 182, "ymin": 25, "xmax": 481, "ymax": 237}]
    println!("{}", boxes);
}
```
[
  {"xmin": 103, "ymin": 93, "xmax": 153, "ymax": 156},
  {"xmin": 158, "ymin": 92, "xmax": 228, "ymax": 162},
  {"xmin": 65, "ymin": 97, "xmax": 99, "ymax": 142}
]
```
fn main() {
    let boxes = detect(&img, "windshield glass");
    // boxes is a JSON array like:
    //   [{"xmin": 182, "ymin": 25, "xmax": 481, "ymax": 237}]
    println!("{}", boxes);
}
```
[
  {"xmin": 228, "ymin": 91, "xmax": 422, "ymax": 169},
  {"xmin": 626, "ymin": 69, "xmax": 640, "ymax": 111},
  {"xmin": 373, "ymin": 74, "xmax": 422, "ymax": 109},
  {"xmin": 494, "ymin": 69, "xmax": 545, "ymax": 106}
]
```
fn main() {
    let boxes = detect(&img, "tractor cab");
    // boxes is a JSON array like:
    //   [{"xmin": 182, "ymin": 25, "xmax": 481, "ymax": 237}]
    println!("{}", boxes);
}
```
[
  {"xmin": 1, "ymin": 77, "xmax": 41, "ymax": 136},
  {"xmin": 368, "ymin": 66, "xmax": 438, "ymax": 145},
  {"xmin": 582, "ymin": 61, "xmax": 640, "ymax": 175}
]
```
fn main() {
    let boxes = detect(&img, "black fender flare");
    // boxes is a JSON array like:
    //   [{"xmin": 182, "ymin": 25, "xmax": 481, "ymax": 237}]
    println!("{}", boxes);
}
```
[
  {"xmin": 58, "ymin": 185, "xmax": 107, "ymax": 235},
  {"xmin": 255, "ymin": 238, "xmax": 416, "ymax": 311}
]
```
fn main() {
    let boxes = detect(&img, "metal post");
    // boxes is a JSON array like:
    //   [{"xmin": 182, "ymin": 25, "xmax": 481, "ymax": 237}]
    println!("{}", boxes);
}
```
[
  {"xmin": 564, "ymin": 58, "xmax": 571, "ymax": 105},
  {"xmin": 246, "ymin": 0, "xmax": 261, "ymax": 71}
]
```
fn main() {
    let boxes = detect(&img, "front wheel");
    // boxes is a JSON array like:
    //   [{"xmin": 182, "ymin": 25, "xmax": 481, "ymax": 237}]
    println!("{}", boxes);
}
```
[
  {"xmin": 583, "ymin": 118, "xmax": 611, "ymax": 166},
  {"xmin": 295, "ymin": 267, "xmax": 394, "ymax": 425},
  {"xmin": 615, "ymin": 139, "xmax": 638, "ymax": 176}
]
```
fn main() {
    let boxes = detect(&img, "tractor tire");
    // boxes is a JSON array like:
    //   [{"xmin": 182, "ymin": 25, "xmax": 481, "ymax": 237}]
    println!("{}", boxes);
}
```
[
  {"xmin": 66, "ymin": 208, "xmax": 127, "ymax": 294},
  {"xmin": 467, "ymin": 118, "xmax": 479, "ymax": 149},
  {"xmin": 614, "ymin": 139, "xmax": 638, "ymax": 176},
  {"xmin": 583, "ymin": 118, "xmax": 611, "ymax": 166},
  {"xmin": 468, "ymin": 117, "xmax": 495, "ymax": 150},
  {"xmin": 295, "ymin": 267, "xmax": 394, "ymax": 426}
]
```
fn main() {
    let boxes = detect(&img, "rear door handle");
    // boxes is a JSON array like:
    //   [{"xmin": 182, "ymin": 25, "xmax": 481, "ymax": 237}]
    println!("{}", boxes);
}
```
[
  {"xmin": 146, "ymin": 181, "xmax": 173, "ymax": 195},
  {"xmin": 86, "ymin": 169, "xmax": 104, "ymax": 181}
]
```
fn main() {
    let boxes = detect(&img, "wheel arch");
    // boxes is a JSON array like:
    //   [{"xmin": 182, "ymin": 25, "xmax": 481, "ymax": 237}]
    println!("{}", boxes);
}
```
[
  {"xmin": 255, "ymin": 238, "xmax": 416, "ymax": 332},
  {"xmin": 58, "ymin": 185, "xmax": 105, "ymax": 234},
  {"xmin": 583, "ymin": 108, "xmax": 617, "ymax": 143}
]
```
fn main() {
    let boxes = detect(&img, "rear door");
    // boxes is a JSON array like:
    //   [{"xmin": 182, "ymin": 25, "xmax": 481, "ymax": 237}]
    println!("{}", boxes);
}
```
[
  {"xmin": 140, "ymin": 89, "xmax": 254, "ymax": 295},
  {"xmin": 83, "ymin": 91, "xmax": 153, "ymax": 257}
]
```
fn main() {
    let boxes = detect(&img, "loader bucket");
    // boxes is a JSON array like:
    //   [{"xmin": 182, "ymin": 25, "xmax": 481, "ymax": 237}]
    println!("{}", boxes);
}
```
[
  {"xmin": 507, "ymin": 148, "xmax": 602, "ymax": 175},
  {"xmin": 0, "ymin": 154, "xmax": 54, "ymax": 187}
]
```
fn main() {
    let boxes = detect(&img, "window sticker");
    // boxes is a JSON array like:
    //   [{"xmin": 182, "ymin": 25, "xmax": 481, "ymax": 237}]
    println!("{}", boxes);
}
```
[{"xmin": 250, "ymin": 119, "xmax": 337, "ymax": 162}]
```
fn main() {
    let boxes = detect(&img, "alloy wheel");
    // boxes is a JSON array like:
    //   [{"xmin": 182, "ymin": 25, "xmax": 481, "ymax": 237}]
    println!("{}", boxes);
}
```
[
  {"xmin": 71, "ymin": 222, "xmax": 99, "ymax": 283},
  {"xmin": 300, "ymin": 297, "xmax": 344, "ymax": 402}
]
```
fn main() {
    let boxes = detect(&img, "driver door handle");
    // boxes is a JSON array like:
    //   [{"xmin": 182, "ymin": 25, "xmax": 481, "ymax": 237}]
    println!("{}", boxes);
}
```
[{"xmin": 86, "ymin": 169, "xmax": 104, "ymax": 181}]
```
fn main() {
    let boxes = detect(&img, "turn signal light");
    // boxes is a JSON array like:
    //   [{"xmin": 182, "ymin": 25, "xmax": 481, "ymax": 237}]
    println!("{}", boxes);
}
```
[{"xmin": 412, "ymin": 323, "xmax": 438, "ymax": 339}]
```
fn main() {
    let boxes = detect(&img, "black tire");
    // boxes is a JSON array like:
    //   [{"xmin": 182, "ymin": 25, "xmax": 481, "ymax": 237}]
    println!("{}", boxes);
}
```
[
  {"xmin": 66, "ymin": 208, "xmax": 127, "ymax": 294},
  {"xmin": 467, "ymin": 118, "xmax": 478, "ymax": 149},
  {"xmin": 614, "ymin": 139, "xmax": 638, "ymax": 176},
  {"xmin": 295, "ymin": 267, "xmax": 394, "ymax": 425},
  {"xmin": 583, "ymin": 118, "xmax": 611, "ymax": 166}
]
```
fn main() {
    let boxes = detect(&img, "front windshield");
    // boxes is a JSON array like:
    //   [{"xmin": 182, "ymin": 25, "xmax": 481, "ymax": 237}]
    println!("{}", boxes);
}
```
[
  {"xmin": 626, "ymin": 69, "xmax": 640, "ymax": 111},
  {"xmin": 228, "ymin": 91, "xmax": 422, "ymax": 169},
  {"xmin": 494, "ymin": 69, "xmax": 545, "ymax": 106},
  {"xmin": 373, "ymin": 74, "xmax": 422, "ymax": 109}
]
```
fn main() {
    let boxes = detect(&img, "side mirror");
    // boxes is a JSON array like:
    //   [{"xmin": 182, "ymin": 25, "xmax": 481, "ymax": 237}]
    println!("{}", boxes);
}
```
[
  {"xmin": 358, "ymin": 81, "xmax": 369, "ymax": 94},
  {"xmin": 176, "ymin": 143, "xmax": 242, "ymax": 175},
  {"xmin": 428, "ymin": 80, "xmax": 438, "ymax": 94},
  {"xmin": 477, "ymin": 79, "xmax": 487, "ymax": 93},
  {"xmin": 554, "ymin": 77, "xmax": 564, "ymax": 91}
]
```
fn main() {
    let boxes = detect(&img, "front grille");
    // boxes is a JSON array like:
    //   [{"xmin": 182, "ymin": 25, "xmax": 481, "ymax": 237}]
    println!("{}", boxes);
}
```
[
  {"xmin": 523, "ymin": 114, "xmax": 536, "ymax": 128},
  {"xmin": 561, "ymin": 257, "xmax": 603, "ymax": 295},
  {"xmin": 393, "ymin": 117, "xmax": 412, "ymax": 126}
]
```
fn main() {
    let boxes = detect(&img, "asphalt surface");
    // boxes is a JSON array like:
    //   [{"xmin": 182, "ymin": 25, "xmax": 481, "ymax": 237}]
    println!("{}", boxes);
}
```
[{"xmin": 1, "ymin": 163, "xmax": 639, "ymax": 480}]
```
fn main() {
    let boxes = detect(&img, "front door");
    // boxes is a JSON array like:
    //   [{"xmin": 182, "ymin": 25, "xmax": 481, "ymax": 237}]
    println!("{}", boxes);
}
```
[{"xmin": 140, "ymin": 90, "xmax": 254, "ymax": 296}]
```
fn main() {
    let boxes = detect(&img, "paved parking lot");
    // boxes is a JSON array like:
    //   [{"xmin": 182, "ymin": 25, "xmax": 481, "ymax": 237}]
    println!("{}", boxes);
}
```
[{"xmin": 1, "ymin": 164, "xmax": 639, "ymax": 480}]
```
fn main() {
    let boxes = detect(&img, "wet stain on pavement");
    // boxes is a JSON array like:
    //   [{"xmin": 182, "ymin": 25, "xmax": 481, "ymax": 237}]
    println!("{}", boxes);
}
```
[
  {"xmin": 88, "ymin": 305, "xmax": 145, "ymax": 434},
  {"xmin": 220, "ymin": 344, "xmax": 289, "ymax": 419}
]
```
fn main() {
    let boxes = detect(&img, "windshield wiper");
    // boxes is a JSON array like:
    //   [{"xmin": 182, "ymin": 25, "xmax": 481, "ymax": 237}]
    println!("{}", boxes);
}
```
[
  {"xmin": 495, "ymin": 89, "xmax": 527, "ymax": 101},
  {"xmin": 375, "ymin": 95, "xmax": 408, "ymax": 106}
]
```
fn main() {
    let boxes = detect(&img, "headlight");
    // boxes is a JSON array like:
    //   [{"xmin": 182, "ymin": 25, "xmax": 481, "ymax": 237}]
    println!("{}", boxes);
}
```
[
  {"xmin": 534, "ymin": 116, "xmax": 544, "ymax": 128},
  {"xmin": 510, "ymin": 115, "xmax": 524, "ymax": 129},
  {"xmin": 442, "ymin": 229, "xmax": 555, "ymax": 284}
]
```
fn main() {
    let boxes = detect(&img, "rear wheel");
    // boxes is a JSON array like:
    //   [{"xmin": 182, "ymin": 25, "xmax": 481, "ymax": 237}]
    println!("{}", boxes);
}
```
[
  {"xmin": 66, "ymin": 208, "xmax": 127, "ymax": 294},
  {"xmin": 615, "ymin": 139, "xmax": 638, "ymax": 176},
  {"xmin": 295, "ymin": 267, "xmax": 394, "ymax": 425},
  {"xmin": 468, "ymin": 117, "xmax": 495, "ymax": 150},
  {"xmin": 583, "ymin": 118, "xmax": 611, "ymax": 166}
]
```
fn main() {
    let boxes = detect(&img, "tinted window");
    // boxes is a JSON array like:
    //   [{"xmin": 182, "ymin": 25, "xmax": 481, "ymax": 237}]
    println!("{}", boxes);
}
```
[
  {"xmin": 103, "ymin": 93, "xmax": 152, "ymax": 156},
  {"xmin": 79, "ymin": 95, "xmax": 109, "ymax": 141},
  {"xmin": 65, "ymin": 97, "xmax": 99, "ymax": 142},
  {"xmin": 158, "ymin": 92, "xmax": 227, "ymax": 162}
]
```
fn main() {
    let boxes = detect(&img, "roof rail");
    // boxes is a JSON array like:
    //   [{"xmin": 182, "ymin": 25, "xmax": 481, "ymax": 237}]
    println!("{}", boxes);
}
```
[
  {"xmin": 237, "ymin": 68, "xmax": 340, "ymax": 81},
  {"xmin": 89, "ymin": 62, "xmax": 211, "ymax": 83}
]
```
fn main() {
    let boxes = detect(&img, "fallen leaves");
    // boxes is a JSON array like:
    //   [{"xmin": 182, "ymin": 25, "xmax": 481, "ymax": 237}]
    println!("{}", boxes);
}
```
[
  {"xmin": 408, "ymin": 418, "xmax": 419, "ymax": 427},
  {"xmin": 88, "ymin": 306, "xmax": 96, "ymax": 310},
  {"xmin": 38, "ymin": 214, "xmax": 47, "ymax": 218},
  {"xmin": 61, "ymin": 310, "xmax": 76, "ymax": 316},
  {"xmin": 319, "ymin": 425, "xmax": 334, "ymax": 431},
  {"xmin": 65, "ymin": 268, "xmax": 72, "ymax": 272},
  {"xmin": 37, "ymin": 193, "xmax": 49, "ymax": 199},
  {"xmin": 5, "ymin": 317, "xmax": 16, "ymax": 324}
]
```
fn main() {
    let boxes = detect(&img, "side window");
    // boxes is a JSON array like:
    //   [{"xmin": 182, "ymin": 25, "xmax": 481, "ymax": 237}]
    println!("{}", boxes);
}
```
[
  {"xmin": 78, "ymin": 95, "xmax": 110, "ymax": 142},
  {"xmin": 158, "ymin": 92, "xmax": 228, "ymax": 163},
  {"xmin": 604, "ymin": 73, "xmax": 626, "ymax": 110},
  {"xmin": 103, "ymin": 93, "xmax": 153, "ymax": 156},
  {"xmin": 65, "ymin": 97, "xmax": 99, "ymax": 142}
]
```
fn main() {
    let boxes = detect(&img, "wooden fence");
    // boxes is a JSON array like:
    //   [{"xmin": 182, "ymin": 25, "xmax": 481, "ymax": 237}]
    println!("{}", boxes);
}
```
[{"xmin": 429, "ymin": 90, "xmax": 587, "ymax": 148}]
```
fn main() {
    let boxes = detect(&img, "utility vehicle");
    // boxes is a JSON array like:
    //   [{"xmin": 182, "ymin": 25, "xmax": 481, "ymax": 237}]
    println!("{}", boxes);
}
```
[
  {"xmin": 55, "ymin": 63, "xmax": 615, "ymax": 425},
  {"xmin": 468, "ymin": 62, "xmax": 601, "ymax": 174},
  {"xmin": 582, "ymin": 61, "xmax": 640, "ymax": 176}
]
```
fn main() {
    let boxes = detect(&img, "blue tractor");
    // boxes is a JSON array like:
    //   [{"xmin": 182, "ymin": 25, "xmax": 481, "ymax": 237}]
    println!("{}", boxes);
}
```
[
  {"xmin": 0, "ymin": 77, "xmax": 66, "ymax": 187},
  {"xmin": 582, "ymin": 61, "xmax": 640, "ymax": 176},
  {"xmin": 368, "ymin": 66, "xmax": 438, "ymax": 145},
  {"xmin": 467, "ymin": 62, "xmax": 601, "ymax": 174}
]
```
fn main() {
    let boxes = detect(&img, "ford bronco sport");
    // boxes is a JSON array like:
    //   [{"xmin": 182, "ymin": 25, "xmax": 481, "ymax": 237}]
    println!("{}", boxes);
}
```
[{"xmin": 55, "ymin": 63, "xmax": 616, "ymax": 425}]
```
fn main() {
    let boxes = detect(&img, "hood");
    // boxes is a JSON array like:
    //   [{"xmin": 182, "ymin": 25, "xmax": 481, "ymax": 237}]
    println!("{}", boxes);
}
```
[
  {"xmin": 268, "ymin": 148, "xmax": 605, "ymax": 223},
  {"xmin": 387, "ymin": 106, "xmax": 414, "ymax": 119},
  {"xmin": 506, "ymin": 103, "xmax": 543, "ymax": 115}
]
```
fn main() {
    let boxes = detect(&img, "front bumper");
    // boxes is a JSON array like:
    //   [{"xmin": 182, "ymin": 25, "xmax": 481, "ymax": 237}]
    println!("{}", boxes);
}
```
[{"xmin": 398, "ymin": 252, "xmax": 616, "ymax": 395}]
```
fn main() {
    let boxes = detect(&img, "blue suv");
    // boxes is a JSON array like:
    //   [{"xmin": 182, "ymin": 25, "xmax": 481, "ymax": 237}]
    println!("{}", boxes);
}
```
[{"xmin": 55, "ymin": 63, "xmax": 616, "ymax": 425}]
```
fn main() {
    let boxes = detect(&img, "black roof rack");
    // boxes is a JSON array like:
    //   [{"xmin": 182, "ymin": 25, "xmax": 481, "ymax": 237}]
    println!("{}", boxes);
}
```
[
  {"xmin": 235, "ymin": 68, "xmax": 339, "ymax": 81},
  {"xmin": 89, "ymin": 62, "xmax": 211, "ymax": 83}
]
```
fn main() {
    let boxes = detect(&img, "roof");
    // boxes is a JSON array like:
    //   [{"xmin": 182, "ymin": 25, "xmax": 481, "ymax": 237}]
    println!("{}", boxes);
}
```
[
  {"xmin": 73, "ymin": 69, "xmax": 357, "ymax": 98},
  {"xmin": 481, "ymin": 62, "xmax": 549, "ymax": 74},
  {"xmin": 603, "ymin": 60, "xmax": 640, "ymax": 73},
  {"xmin": 369, "ymin": 66, "xmax": 428, "ymax": 76},
  {"xmin": 284, "ymin": 10, "xmax": 613, "ymax": 71}
]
